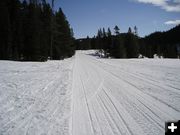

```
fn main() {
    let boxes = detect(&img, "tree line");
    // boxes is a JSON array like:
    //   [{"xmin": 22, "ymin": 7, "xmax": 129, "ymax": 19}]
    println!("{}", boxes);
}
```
[
  {"xmin": 0, "ymin": 0, "xmax": 75, "ymax": 61},
  {"xmin": 75, "ymin": 25, "xmax": 180, "ymax": 58},
  {"xmin": 141, "ymin": 25, "xmax": 180, "ymax": 58},
  {"xmin": 1, "ymin": 0, "xmax": 179, "ymax": 61}
]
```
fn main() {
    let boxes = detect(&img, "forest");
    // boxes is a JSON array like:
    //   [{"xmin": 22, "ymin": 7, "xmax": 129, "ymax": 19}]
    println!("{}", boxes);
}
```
[
  {"xmin": 75, "ymin": 25, "xmax": 180, "ymax": 58},
  {"xmin": 0, "ymin": 0, "xmax": 75, "ymax": 61},
  {"xmin": 0, "ymin": 0, "xmax": 180, "ymax": 61}
]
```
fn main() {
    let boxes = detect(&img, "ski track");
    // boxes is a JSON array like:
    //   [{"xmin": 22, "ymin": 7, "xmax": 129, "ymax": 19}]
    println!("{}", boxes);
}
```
[
  {"xmin": 71, "ymin": 51, "xmax": 180, "ymax": 135},
  {"xmin": 1, "ymin": 50, "xmax": 180, "ymax": 135}
]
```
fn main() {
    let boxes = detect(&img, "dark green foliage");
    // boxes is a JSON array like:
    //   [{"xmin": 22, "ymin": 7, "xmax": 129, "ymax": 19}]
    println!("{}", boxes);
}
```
[
  {"xmin": 40, "ymin": 2, "xmax": 52, "ymax": 60},
  {"xmin": 128, "ymin": 27, "xmax": 132, "ymax": 34},
  {"xmin": 141, "ymin": 25, "xmax": 180, "ymax": 58},
  {"xmin": 23, "ymin": 3, "xmax": 42, "ymax": 61},
  {"xmin": 134, "ymin": 26, "xmax": 138, "ymax": 36},
  {"xmin": 111, "ymin": 36, "xmax": 126, "ymax": 58},
  {"xmin": 53, "ymin": 8, "xmax": 75, "ymax": 59},
  {"xmin": 75, "ymin": 37, "xmax": 91, "ymax": 50},
  {"xmin": 125, "ymin": 33, "xmax": 139, "ymax": 58},
  {"xmin": 75, "ymin": 25, "xmax": 180, "ymax": 59},
  {"xmin": 2, "ymin": 1, "xmax": 178, "ymax": 60},
  {"xmin": 0, "ymin": 0, "xmax": 75, "ymax": 61},
  {"xmin": 114, "ymin": 25, "xmax": 120, "ymax": 35},
  {"xmin": 0, "ymin": 0, "xmax": 14, "ymax": 60},
  {"xmin": 75, "ymin": 26, "xmax": 138, "ymax": 58}
]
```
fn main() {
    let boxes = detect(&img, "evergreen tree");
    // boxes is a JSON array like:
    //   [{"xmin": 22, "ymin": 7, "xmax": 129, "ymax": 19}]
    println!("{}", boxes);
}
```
[
  {"xmin": 1, "ymin": 0, "xmax": 179, "ymax": 60},
  {"xmin": 8, "ymin": 0, "xmax": 22, "ymax": 60},
  {"xmin": 125, "ymin": 33, "xmax": 139, "ymax": 58},
  {"xmin": 134, "ymin": 26, "xmax": 138, "ymax": 36},
  {"xmin": 107, "ymin": 27, "xmax": 112, "ymax": 37},
  {"xmin": 97, "ymin": 28, "xmax": 103, "ymax": 38},
  {"xmin": 0, "ymin": 0, "xmax": 11, "ymax": 59},
  {"xmin": 111, "ymin": 36, "xmax": 126, "ymax": 58},
  {"xmin": 102, "ymin": 28, "xmax": 109, "ymax": 57},
  {"xmin": 23, "ymin": 2, "xmax": 42, "ymax": 61},
  {"xmin": 86, "ymin": 36, "xmax": 91, "ymax": 50},
  {"xmin": 0, "ymin": 0, "xmax": 75, "ymax": 61},
  {"xmin": 102, "ymin": 28, "xmax": 106, "ymax": 38},
  {"xmin": 128, "ymin": 27, "xmax": 132, "ymax": 33},
  {"xmin": 106, "ymin": 27, "xmax": 112, "ymax": 57},
  {"xmin": 40, "ymin": 1, "xmax": 52, "ymax": 60},
  {"xmin": 97, "ymin": 28, "xmax": 103, "ymax": 56},
  {"xmin": 53, "ymin": 8, "xmax": 74, "ymax": 59},
  {"xmin": 114, "ymin": 25, "xmax": 120, "ymax": 35}
]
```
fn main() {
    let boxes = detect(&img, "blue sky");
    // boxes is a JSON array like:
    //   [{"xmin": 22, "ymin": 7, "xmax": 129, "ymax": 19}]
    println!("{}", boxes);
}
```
[{"xmin": 48, "ymin": 0, "xmax": 180, "ymax": 38}]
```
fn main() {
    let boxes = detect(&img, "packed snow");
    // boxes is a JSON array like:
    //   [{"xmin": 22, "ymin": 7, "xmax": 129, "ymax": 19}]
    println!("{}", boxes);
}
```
[
  {"xmin": 0, "ymin": 59, "xmax": 74, "ymax": 135},
  {"xmin": 0, "ymin": 50, "xmax": 180, "ymax": 135}
]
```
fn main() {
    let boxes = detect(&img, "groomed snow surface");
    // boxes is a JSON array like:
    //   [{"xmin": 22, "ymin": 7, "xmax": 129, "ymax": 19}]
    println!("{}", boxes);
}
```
[{"xmin": 0, "ymin": 50, "xmax": 180, "ymax": 135}]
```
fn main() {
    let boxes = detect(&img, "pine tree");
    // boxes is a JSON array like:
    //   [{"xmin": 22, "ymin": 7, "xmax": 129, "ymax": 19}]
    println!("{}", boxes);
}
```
[
  {"xmin": 23, "ymin": 2, "xmax": 42, "ymax": 61},
  {"xmin": 106, "ymin": 27, "xmax": 112, "ymax": 57},
  {"xmin": 40, "ymin": 1, "xmax": 52, "ymax": 60},
  {"xmin": 111, "ymin": 36, "xmax": 126, "ymax": 58},
  {"xmin": 9, "ymin": 0, "xmax": 23, "ymax": 60},
  {"xmin": 0, "ymin": 0, "xmax": 75, "ymax": 61},
  {"xmin": 97, "ymin": 28, "xmax": 103, "ymax": 56},
  {"xmin": 97, "ymin": 28, "xmax": 103, "ymax": 38},
  {"xmin": 107, "ymin": 27, "xmax": 112, "ymax": 37},
  {"xmin": 21, "ymin": 0, "xmax": 28, "ymax": 60},
  {"xmin": 53, "ymin": 8, "xmax": 74, "ymax": 59},
  {"xmin": 86, "ymin": 36, "xmax": 91, "ymax": 50},
  {"xmin": 128, "ymin": 27, "xmax": 132, "ymax": 33},
  {"xmin": 134, "ymin": 26, "xmax": 138, "ymax": 36},
  {"xmin": 102, "ymin": 28, "xmax": 109, "ymax": 57},
  {"xmin": 125, "ymin": 33, "xmax": 139, "ymax": 58},
  {"xmin": 0, "ymin": 0, "xmax": 12, "ymax": 59},
  {"xmin": 114, "ymin": 25, "xmax": 120, "ymax": 35},
  {"xmin": 102, "ymin": 28, "xmax": 106, "ymax": 38}
]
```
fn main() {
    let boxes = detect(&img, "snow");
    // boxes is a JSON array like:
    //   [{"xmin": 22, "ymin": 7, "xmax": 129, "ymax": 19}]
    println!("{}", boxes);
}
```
[
  {"xmin": 72, "ymin": 51, "xmax": 180, "ymax": 135},
  {"xmin": 1, "ymin": 51, "xmax": 180, "ymax": 135},
  {"xmin": 0, "ymin": 59, "xmax": 74, "ymax": 135}
]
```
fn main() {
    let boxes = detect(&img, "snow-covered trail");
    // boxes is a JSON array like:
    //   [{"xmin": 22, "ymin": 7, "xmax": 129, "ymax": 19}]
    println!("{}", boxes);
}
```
[
  {"xmin": 0, "ymin": 59, "xmax": 74, "ymax": 135},
  {"xmin": 72, "ymin": 51, "xmax": 180, "ymax": 135},
  {"xmin": 0, "ymin": 51, "xmax": 180, "ymax": 135}
]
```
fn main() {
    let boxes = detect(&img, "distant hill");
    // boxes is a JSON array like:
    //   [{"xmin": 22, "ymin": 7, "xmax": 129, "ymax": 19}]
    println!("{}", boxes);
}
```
[
  {"xmin": 75, "ymin": 25, "xmax": 180, "ymax": 58},
  {"xmin": 142, "ymin": 25, "xmax": 180, "ymax": 58},
  {"xmin": 145, "ymin": 25, "xmax": 180, "ymax": 45}
]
